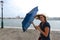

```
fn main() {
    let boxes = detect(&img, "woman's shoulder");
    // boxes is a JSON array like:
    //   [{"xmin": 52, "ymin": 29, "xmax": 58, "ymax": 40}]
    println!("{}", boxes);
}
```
[
  {"xmin": 45, "ymin": 21, "xmax": 49, "ymax": 24},
  {"xmin": 45, "ymin": 21, "xmax": 50, "ymax": 27}
]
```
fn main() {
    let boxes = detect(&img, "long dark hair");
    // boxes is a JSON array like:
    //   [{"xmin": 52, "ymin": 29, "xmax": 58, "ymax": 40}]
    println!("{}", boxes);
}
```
[{"xmin": 35, "ymin": 14, "xmax": 47, "ymax": 22}]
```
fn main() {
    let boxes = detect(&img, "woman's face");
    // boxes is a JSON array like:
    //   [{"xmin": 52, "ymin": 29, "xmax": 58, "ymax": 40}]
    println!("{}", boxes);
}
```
[{"xmin": 39, "ymin": 16, "xmax": 45, "ymax": 22}]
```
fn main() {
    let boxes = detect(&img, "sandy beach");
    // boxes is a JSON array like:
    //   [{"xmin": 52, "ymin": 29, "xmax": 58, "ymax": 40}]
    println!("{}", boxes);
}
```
[{"xmin": 0, "ymin": 28, "xmax": 60, "ymax": 40}]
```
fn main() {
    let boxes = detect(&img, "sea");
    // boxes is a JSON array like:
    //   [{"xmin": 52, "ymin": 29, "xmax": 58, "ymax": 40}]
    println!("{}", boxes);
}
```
[{"xmin": 0, "ymin": 19, "xmax": 60, "ymax": 31}]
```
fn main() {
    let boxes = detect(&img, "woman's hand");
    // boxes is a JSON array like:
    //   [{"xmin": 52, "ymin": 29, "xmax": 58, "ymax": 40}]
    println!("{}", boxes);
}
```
[{"xmin": 31, "ymin": 22, "xmax": 41, "ymax": 30}]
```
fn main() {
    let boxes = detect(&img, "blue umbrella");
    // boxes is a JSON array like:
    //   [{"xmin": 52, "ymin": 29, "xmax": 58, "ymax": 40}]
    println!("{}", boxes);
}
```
[{"xmin": 22, "ymin": 6, "xmax": 38, "ymax": 32}]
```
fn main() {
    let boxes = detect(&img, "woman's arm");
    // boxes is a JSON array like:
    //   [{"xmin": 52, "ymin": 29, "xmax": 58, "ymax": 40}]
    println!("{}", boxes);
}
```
[
  {"xmin": 40, "ymin": 27, "xmax": 49, "ymax": 37},
  {"xmin": 32, "ymin": 22, "xmax": 49, "ymax": 37},
  {"xmin": 34, "ymin": 26, "xmax": 49, "ymax": 37}
]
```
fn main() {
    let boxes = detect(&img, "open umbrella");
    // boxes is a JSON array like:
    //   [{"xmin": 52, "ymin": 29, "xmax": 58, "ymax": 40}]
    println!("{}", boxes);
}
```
[{"xmin": 22, "ymin": 6, "xmax": 38, "ymax": 32}]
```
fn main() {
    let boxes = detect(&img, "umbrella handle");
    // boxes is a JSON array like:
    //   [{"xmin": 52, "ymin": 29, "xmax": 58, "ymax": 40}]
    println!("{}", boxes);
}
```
[{"xmin": 31, "ymin": 22, "xmax": 36, "ymax": 28}]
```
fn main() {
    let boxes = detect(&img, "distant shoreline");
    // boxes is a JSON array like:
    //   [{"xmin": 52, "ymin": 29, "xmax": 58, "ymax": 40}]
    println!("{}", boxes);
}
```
[{"xmin": 0, "ymin": 18, "xmax": 60, "ymax": 20}]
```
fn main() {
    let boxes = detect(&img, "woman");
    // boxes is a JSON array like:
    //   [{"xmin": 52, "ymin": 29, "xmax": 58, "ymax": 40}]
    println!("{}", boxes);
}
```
[{"xmin": 32, "ymin": 14, "xmax": 50, "ymax": 40}]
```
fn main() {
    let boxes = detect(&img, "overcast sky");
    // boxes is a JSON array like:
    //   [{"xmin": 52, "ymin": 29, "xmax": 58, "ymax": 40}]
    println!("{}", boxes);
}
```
[{"xmin": 0, "ymin": 0, "xmax": 60, "ymax": 17}]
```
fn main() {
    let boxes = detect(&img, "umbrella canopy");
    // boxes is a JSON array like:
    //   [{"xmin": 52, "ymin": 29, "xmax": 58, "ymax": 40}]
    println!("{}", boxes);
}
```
[{"xmin": 22, "ymin": 6, "xmax": 38, "ymax": 32}]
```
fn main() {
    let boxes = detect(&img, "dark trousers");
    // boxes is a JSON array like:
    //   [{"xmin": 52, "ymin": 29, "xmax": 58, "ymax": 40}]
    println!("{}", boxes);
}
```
[
  {"xmin": 38, "ymin": 37, "xmax": 41, "ymax": 40},
  {"xmin": 38, "ymin": 37, "xmax": 50, "ymax": 40}
]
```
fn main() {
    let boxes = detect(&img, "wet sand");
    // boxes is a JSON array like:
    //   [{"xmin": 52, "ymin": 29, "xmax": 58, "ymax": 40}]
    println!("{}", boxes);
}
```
[{"xmin": 0, "ymin": 28, "xmax": 60, "ymax": 40}]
